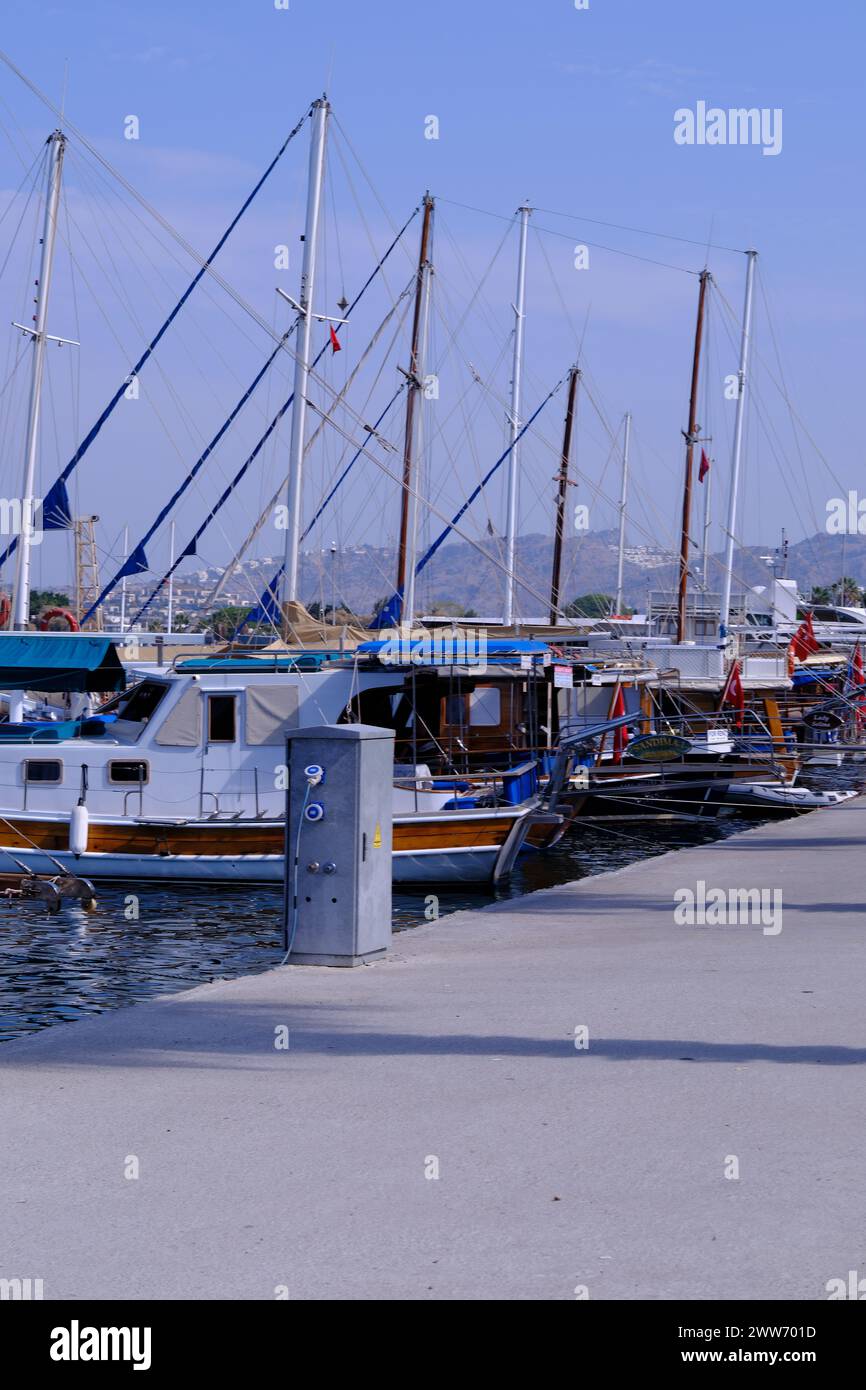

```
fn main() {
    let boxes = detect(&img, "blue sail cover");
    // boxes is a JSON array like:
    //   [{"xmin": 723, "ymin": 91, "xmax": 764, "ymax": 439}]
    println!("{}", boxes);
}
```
[{"xmin": 41, "ymin": 479, "xmax": 73, "ymax": 531}]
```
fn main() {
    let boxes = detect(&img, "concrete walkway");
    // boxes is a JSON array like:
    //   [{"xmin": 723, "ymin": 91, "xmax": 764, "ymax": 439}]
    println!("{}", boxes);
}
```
[{"xmin": 2, "ymin": 799, "xmax": 865, "ymax": 1301}]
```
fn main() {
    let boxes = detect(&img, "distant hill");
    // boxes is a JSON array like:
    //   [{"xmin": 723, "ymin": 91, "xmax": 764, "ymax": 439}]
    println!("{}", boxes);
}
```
[{"xmin": 124, "ymin": 529, "xmax": 866, "ymax": 620}]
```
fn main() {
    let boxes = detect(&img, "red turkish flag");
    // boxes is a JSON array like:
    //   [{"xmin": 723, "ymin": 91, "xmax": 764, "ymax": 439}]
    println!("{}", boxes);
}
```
[
  {"xmin": 720, "ymin": 659, "xmax": 745, "ymax": 729},
  {"xmin": 611, "ymin": 685, "xmax": 629, "ymax": 764},
  {"xmin": 789, "ymin": 612, "xmax": 820, "ymax": 662},
  {"xmin": 698, "ymin": 449, "xmax": 710, "ymax": 482},
  {"xmin": 329, "ymin": 324, "xmax": 342, "ymax": 354}
]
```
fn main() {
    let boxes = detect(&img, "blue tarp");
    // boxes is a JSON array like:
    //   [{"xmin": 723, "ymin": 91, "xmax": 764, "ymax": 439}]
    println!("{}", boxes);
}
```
[{"xmin": 0, "ymin": 636, "xmax": 126, "ymax": 692}]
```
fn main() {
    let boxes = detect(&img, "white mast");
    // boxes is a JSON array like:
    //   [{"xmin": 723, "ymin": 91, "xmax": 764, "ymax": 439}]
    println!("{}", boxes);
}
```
[
  {"xmin": 283, "ymin": 97, "xmax": 329, "ymax": 610},
  {"xmin": 11, "ymin": 130, "xmax": 67, "ymax": 635},
  {"xmin": 402, "ymin": 231, "xmax": 434, "ymax": 629},
  {"xmin": 119, "ymin": 525, "xmax": 129, "ymax": 634},
  {"xmin": 503, "ymin": 204, "xmax": 530, "ymax": 627},
  {"xmin": 167, "ymin": 519, "xmax": 176, "ymax": 632},
  {"xmin": 615, "ymin": 411, "xmax": 632, "ymax": 613},
  {"xmin": 719, "ymin": 249, "xmax": 757, "ymax": 637},
  {"xmin": 701, "ymin": 460, "xmax": 712, "ymax": 589}
]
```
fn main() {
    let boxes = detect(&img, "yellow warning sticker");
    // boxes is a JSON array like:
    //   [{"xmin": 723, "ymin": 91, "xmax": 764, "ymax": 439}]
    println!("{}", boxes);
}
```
[{"xmin": 373, "ymin": 823, "xmax": 382, "ymax": 848}]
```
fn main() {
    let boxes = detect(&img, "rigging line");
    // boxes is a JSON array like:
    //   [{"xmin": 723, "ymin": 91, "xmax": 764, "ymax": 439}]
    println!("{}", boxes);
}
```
[
  {"xmin": 755, "ymin": 265, "xmax": 823, "ymax": 530},
  {"xmin": 530, "ymin": 203, "xmax": 747, "ymax": 255},
  {"xmin": 330, "ymin": 115, "xmax": 417, "ymax": 268},
  {"xmin": 66, "ymin": 144, "xmax": 274, "ymax": 369},
  {"xmin": 0, "ymin": 48, "xmax": 312, "ymax": 334},
  {"xmin": 123, "ymin": 206, "xmax": 421, "ymax": 624},
  {"xmin": 712, "ymin": 276, "xmax": 844, "ymax": 496},
  {"xmin": 433, "ymin": 211, "xmax": 515, "ymax": 367},
  {"xmin": 314, "ymin": 378, "xmax": 572, "ymax": 621},
  {"xmin": 67, "ymin": 147, "xmax": 307, "ymax": 506},
  {"xmin": 329, "ymin": 134, "xmax": 401, "ymax": 308},
  {"xmin": 432, "ymin": 195, "xmax": 702, "ymax": 275},
  {"xmin": 0, "ymin": 95, "xmax": 39, "ymax": 169},
  {"xmin": 0, "ymin": 138, "xmax": 43, "ymax": 240},
  {"xmin": 708, "ymin": 279, "xmax": 823, "ymax": 553},
  {"xmin": 66, "ymin": 146, "xmax": 273, "ymax": 410},
  {"xmin": 238, "ymin": 386, "xmax": 407, "ymax": 626},
  {"xmin": 81, "ymin": 325, "xmax": 299, "ymax": 620},
  {"xmin": 210, "ymin": 285, "xmax": 413, "ymax": 609},
  {"xmin": 63, "ymin": 152, "xmax": 241, "ymax": 460},
  {"xmin": 0, "ymin": 121, "xmax": 312, "ymax": 576}
]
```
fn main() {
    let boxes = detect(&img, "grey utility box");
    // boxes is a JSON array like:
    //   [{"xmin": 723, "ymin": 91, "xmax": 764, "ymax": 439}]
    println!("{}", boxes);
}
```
[{"xmin": 283, "ymin": 724, "xmax": 395, "ymax": 966}]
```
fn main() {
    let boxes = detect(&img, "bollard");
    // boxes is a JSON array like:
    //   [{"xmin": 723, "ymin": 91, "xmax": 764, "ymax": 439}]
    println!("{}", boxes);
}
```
[{"xmin": 282, "ymin": 724, "xmax": 394, "ymax": 966}]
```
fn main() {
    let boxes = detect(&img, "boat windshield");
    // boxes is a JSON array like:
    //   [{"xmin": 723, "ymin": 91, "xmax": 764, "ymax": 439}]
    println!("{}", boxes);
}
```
[{"xmin": 97, "ymin": 680, "xmax": 168, "ymax": 725}]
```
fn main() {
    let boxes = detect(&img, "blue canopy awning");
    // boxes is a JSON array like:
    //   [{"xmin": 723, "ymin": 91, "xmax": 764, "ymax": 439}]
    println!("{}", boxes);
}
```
[{"xmin": 0, "ymin": 635, "xmax": 126, "ymax": 692}]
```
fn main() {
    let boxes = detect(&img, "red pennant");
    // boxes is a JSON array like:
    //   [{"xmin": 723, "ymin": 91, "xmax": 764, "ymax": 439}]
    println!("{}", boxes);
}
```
[
  {"xmin": 698, "ymin": 449, "xmax": 710, "ymax": 482},
  {"xmin": 611, "ymin": 685, "xmax": 629, "ymax": 765},
  {"xmin": 789, "ymin": 611, "xmax": 820, "ymax": 663},
  {"xmin": 329, "ymin": 324, "xmax": 342, "ymax": 354},
  {"xmin": 720, "ymin": 660, "xmax": 745, "ymax": 729}
]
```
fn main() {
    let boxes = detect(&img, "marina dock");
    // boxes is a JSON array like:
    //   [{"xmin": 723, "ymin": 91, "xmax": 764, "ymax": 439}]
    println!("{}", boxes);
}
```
[{"xmin": 2, "ymin": 798, "xmax": 865, "ymax": 1301}]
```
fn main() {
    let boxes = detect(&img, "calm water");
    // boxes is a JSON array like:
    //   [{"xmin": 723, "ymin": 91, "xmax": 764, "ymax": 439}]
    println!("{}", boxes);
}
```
[{"xmin": 2, "ymin": 762, "xmax": 862, "ymax": 1043}]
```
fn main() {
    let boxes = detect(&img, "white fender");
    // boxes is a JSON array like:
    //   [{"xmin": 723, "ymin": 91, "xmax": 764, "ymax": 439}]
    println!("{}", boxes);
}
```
[{"xmin": 69, "ymin": 802, "xmax": 89, "ymax": 856}]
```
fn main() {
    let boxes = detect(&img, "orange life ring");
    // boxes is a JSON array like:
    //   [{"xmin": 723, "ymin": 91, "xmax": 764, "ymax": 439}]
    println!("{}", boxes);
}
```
[
  {"xmin": 39, "ymin": 607, "xmax": 80, "ymax": 632},
  {"xmin": 0, "ymin": 594, "xmax": 10, "ymax": 629}
]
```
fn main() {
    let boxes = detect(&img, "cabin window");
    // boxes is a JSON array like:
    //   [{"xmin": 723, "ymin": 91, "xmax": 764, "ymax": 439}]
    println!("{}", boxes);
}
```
[
  {"xmin": 98, "ymin": 680, "xmax": 167, "ymax": 724},
  {"xmin": 468, "ymin": 688, "xmax": 502, "ymax": 727},
  {"xmin": 24, "ymin": 760, "xmax": 62, "ymax": 785},
  {"xmin": 207, "ymin": 695, "xmax": 237, "ymax": 744},
  {"xmin": 109, "ymin": 761, "xmax": 149, "ymax": 785}
]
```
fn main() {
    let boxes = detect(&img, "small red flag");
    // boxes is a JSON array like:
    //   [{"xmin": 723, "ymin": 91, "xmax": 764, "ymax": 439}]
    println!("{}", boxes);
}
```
[
  {"xmin": 789, "ymin": 611, "xmax": 820, "ymax": 663},
  {"xmin": 720, "ymin": 659, "xmax": 745, "ymax": 729},
  {"xmin": 329, "ymin": 324, "xmax": 342, "ymax": 354},
  {"xmin": 698, "ymin": 449, "xmax": 710, "ymax": 482},
  {"xmin": 611, "ymin": 685, "xmax": 629, "ymax": 764}
]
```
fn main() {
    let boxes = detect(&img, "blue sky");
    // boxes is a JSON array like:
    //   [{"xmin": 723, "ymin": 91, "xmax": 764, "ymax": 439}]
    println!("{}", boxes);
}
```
[{"xmin": 0, "ymin": 0, "xmax": 862, "ymax": 606}]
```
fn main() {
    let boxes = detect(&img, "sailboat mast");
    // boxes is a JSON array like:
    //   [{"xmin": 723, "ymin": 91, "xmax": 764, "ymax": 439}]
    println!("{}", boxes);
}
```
[
  {"xmin": 402, "ymin": 221, "xmax": 434, "ymax": 630},
  {"xmin": 11, "ymin": 130, "xmax": 66, "ymax": 634},
  {"xmin": 719, "ymin": 249, "xmax": 757, "ymax": 637},
  {"xmin": 503, "ymin": 204, "xmax": 531, "ymax": 627},
  {"xmin": 615, "ymin": 410, "xmax": 632, "ymax": 613},
  {"xmin": 549, "ymin": 364, "xmax": 579, "ymax": 623},
  {"xmin": 395, "ymin": 193, "xmax": 434, "ymax": 616},
  {"xmin": 282, "ymin": 97, "xmax": 329, "ymax": 610},
  {"xmin": 119, "ymin": 526, "xmax": 129, "ymax": 634},
  {"xmin": 676, "ymin": 267, "xmax": 710, "ymax": 644},
  {"xmin": 167, "ymin": 519, "xmax": 176, "ymax": 632}
]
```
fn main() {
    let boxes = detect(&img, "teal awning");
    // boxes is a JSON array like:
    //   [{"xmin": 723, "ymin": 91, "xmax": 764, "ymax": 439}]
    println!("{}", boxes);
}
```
[{"xmin": 0, "ymin": 635, "xmax": 126, "ymax": 692}]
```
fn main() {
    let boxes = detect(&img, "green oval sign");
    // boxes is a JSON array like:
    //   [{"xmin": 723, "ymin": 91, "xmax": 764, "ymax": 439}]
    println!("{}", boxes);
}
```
[{"xmin": 626, "ymin": 733, "xmax": 691, "ymax": 762}]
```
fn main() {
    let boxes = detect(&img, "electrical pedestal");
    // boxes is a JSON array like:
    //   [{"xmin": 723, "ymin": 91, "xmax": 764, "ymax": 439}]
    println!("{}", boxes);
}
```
[{"xmin": 283, "ymin": 724, "xmax": 394, "ymax": 966}]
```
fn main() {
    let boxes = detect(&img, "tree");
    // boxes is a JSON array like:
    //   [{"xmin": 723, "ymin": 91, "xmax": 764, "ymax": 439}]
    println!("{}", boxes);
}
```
[
  {"xmin": 198, "ymin": 605, "xmax": 250, "ymax": 639},
  {"xmin": 29, "ymin": 589, "xmax": 71, "ymax": 619},
  {"xmin": 811, "ymin": 578, "xmax": 864, "ymax": 607},
  {"xmin": 565, "ymin": 593, "xmax": 626, "ymax": 619}
]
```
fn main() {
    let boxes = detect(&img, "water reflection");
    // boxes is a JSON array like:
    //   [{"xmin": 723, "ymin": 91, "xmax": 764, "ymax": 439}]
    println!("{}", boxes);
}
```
[{"xmin": 1, "ymin": 763, "xmax": 860, "ymax": 1043}]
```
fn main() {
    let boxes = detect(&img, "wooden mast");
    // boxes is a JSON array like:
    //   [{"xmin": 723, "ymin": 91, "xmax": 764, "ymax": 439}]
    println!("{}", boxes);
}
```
[
  {"xmin": 676, "ymin": 267, "xmax": 710, "ymax": 644},
  {"xmin": 395, "ymin": 193, "xmax": 434, "ymax": 605},
  {"xmin": 549, "ymin": 365, "xmax": 579, "ymax": 623}
]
